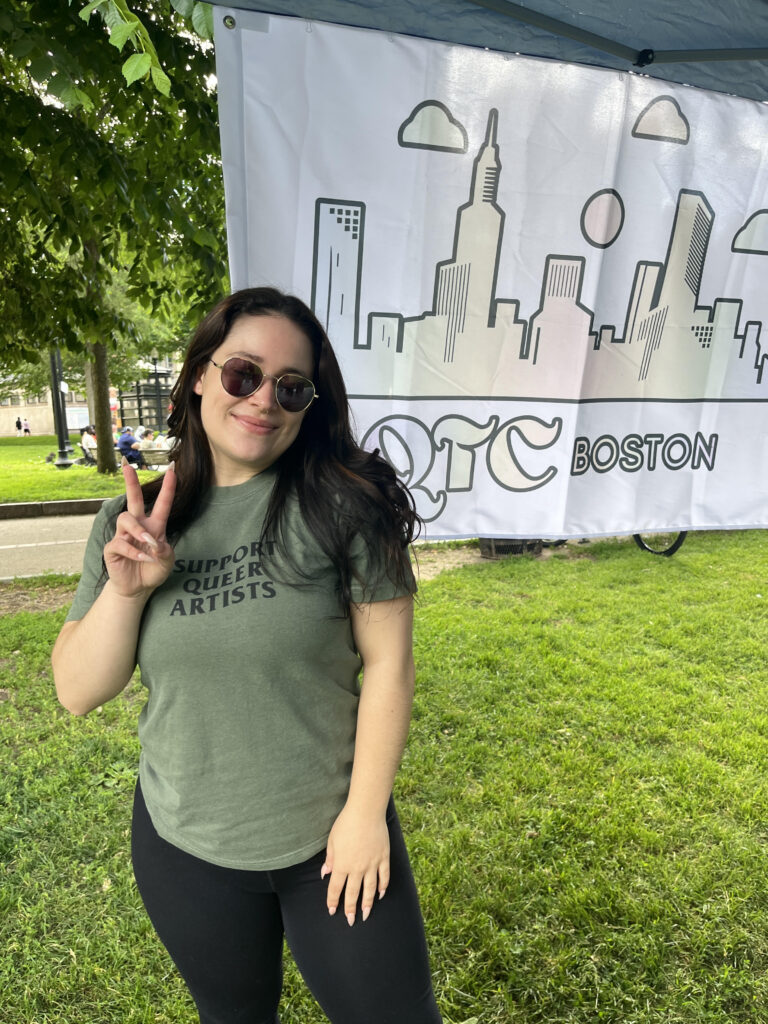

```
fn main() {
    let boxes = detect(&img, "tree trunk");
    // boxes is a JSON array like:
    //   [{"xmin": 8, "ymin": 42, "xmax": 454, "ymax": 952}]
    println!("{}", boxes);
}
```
[
  {"xmin": 91, "ymin": 341, "xmax": 118, "ymax": 474},
  {"xmin": 82, "ymin": 238, "xmax": 117, "ymax": 474},
  {"xmin": 84, "ymin": 358, "xmax": 96, "ymax": 424}
]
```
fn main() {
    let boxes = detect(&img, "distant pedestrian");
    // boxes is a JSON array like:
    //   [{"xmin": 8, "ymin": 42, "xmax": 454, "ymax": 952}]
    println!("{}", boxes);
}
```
[
  {"xmin": 22, "ymin": 419, "xmax": 31, "ymax": 436},
  {"xmin": 15, "ymin": 417, "xmax": 22, "ymax": 436}
]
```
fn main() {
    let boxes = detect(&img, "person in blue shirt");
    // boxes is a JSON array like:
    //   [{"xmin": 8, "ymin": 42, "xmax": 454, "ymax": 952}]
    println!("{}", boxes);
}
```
[{"xmin": 117, "ymin": 427, "xmax": 144, "ymax": 467}]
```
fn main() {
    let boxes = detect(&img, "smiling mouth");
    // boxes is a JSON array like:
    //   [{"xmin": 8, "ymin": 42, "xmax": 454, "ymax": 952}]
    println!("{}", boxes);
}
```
[{"xmin": 233, "ymin": 414, "xmax": 277, "ymax": 432}]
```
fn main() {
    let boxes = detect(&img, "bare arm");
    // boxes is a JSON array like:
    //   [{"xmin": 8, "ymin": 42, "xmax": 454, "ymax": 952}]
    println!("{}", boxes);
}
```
[
  {"xmin": 52, "ymin": 462, "xmax": 177, "ymax": 716},
  {"xmin": 322, "ymin": 594, "xmax": 415, "ymax": 925}
]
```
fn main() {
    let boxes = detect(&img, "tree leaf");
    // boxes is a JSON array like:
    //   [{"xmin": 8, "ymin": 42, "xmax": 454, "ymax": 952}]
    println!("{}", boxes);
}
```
[
  {"xmin": 103, "ymin": 3, "xmax": 125, "ymax": 30},
  {"xmin": 73, "ymin": 87, "xmax": 95, "ymax": 112},
  {"xmin": 121, "ymin": 51, "xmax": 152, "ymax": 85},
  {"xmin": 46, "ymin": 73, "xmax": 70, "ymax": 99},
  {"xmin": 191, "ymin": 2, "xmax": 214, "ymax": 40},
  {"xmin": 193, "ymin": 228, "xmax": 218, "ymax": 248},
  {"xmin": 169, "ymin": 0, "xmax": 195, "ymax": 17},
  {"xmin": 109, "ymin": 20, "xmax": 138, "ymax": 52},
  {"xmin": 28, "ymin": 55, "xmax": 56, "ymax": 82},
  {"xmin": 150, "ymin": 64, "xmax": 172, "ymax": 97},
  {"xmin": 79, "ymin": 0, "xmax": 108, "ymax": 22},
  {"xmin": 10, "ymin": 37, "xmax": 36, "ymax": 59}
]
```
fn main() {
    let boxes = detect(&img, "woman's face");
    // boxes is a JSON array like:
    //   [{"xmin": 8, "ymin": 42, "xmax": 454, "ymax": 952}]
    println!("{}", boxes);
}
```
[{"xmin": 193, "ymin": 313, "xmax": 315, "ymax": 487}]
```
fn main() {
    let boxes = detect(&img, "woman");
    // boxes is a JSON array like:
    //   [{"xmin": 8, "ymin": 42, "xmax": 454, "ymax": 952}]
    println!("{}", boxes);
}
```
[
  {"xmin": 52, "ymin": 288, "xmax": 442, "ymax": 1024},
  {"xmin": 79, "ymin": 425, "xmax": 97, "ymax": 465}
]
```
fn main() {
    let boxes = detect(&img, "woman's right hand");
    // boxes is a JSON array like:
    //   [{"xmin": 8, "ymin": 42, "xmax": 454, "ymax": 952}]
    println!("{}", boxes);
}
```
[{"xmin": 103, "ymin": 460, "xmax": 177, "ymax": 598}]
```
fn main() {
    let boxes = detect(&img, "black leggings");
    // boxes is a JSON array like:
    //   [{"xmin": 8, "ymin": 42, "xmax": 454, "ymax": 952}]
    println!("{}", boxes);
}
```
[{"xmin": 131, "ymin": 781, "xmax": 442, "ymax": 1024}]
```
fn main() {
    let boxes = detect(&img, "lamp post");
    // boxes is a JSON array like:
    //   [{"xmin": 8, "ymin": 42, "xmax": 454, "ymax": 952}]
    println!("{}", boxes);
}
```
[
  {"xmin": 48, "ymin": 347, "xmax": 72, "ymax": 469},
  {"xmin": 55, "ymin": 347, "xmax": 74, "ymax": 453},
  {"xmin": 151, "ymin": 349, "xmax": 164, "ymax": 431}
]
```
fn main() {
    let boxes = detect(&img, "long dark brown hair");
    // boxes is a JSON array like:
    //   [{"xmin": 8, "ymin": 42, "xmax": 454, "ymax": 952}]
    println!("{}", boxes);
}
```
[{"xmin": 137, "ymin": 287, "xmax": 421, "ymax": 608}]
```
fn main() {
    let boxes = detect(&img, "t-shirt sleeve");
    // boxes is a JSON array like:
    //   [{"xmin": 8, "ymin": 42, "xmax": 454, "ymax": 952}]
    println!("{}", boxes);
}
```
[
  {"xmin": 65, "ymin": 498, "xmax": 121, "ymax": 622},
  {"xmin": 348, "ymin": 533, "xmax": 417, "ymax": 605}
]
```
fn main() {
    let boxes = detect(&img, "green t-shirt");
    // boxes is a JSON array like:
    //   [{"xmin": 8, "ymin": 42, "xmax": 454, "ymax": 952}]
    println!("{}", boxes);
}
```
[{"xmin": 67, "ymin": 469, "xmax": 414, "ymax": 869}]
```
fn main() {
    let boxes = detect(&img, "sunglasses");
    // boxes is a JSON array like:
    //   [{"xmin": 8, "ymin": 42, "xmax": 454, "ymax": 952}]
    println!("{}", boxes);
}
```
[{"xmin": 209, "ymin": 358, "xmax": 318, "ymax": 413}]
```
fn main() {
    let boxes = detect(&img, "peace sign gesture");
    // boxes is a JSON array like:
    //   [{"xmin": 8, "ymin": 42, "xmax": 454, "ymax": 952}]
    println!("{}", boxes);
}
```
[{"xmin": 103, "ymin": 460, "xmax": 177, "ymax": 598}]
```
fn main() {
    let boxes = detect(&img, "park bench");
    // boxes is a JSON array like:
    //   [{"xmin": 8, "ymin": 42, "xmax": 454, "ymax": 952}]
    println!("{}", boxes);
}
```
[
  {"xmin": 72, "ymin": 444, "xmax": 172, "ymax": 470},
  {"xmin": 138, "ymin": 446, "xmax": 172, "ymax": 471},
  {"xmin": 78, "ymin": 443, "xmax": 97, "ymax": 466}
]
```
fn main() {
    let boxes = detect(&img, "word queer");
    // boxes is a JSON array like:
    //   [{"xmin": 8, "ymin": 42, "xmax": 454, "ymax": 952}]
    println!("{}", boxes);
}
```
[{"xmin": 571, "ymin": 432, "xmax": 718, "ymax": 476}]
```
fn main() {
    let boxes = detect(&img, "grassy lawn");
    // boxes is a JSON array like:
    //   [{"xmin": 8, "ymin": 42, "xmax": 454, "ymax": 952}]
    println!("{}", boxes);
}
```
[
  {"xmin": 0, "ymin": 435, "xmax": 162, "ymax": 503},
  {"xmin": 2, "ymin": 530, "xmax": 768, "ymax": 1022}
]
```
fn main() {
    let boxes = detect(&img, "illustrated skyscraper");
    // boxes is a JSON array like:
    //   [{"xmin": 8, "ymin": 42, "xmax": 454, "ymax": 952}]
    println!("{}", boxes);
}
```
[
  {"xmin": 657, "ymin": 191, "xmax": 714, "ymax": 316},
  {"xmin": 525, "ymin": 257, "xmax": 597, "ymax": 364},
  {"xmin": 311, "ymin": 199, "xmax": 365, "ymax": 349},
  {"xmin": 367, "ymin": 108, "xmax": 528, "ymax": 395},
  {"xmin": 432, "ymin": 107, "xmax": 504, "ymax": 359},
  {"xmin": 622, "ymin": 191, "xmax": 741, "ymax": 390}
]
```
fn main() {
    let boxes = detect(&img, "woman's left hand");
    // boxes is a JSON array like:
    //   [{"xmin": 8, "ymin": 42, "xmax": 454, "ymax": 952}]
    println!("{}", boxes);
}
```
[{"xmin": 321, "ymin": 804, "xmax": 390, "ymax": 926}]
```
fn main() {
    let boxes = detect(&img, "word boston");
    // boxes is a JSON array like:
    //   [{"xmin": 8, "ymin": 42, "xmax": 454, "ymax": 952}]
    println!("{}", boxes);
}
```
[{"xmin": 571, "ymin": 431, "xmax": 719, "ymax": 476}]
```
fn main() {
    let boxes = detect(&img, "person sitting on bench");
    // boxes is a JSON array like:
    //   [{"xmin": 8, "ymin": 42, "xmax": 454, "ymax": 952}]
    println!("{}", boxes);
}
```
[
  {"xmin": 80, "ymin": 426, "xmax": 97, "ymax": 464},
  {"xmin": 116, "ymin": 427, "xmax": 144, "ymax": 467}
]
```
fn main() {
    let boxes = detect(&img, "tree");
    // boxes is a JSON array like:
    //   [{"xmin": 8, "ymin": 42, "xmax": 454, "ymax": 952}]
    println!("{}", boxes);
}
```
[
  {"xmin": 0, "ymin": 263, "xmax": 188, "ymax": 403},
  {"xmin": 0, "ymin": 1, "xmax": 228, "ymax": 470}
]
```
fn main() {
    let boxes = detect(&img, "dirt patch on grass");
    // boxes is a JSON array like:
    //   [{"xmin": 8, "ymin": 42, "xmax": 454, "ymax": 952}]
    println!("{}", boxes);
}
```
[
  {"xmin": 413, "ymin": 539, "xmax": 600, "ymax": 579},
  {"xmin": 0, "ymin": 540, "xmax": 601, "ymax": 611},
  {"xmin": 413, "ymin": 545, "xmax": 486, "ymax": 581},
  {"xmin": 1, "ymin": 550, "xmax": 484, "ymax": 610},
  {"xmin": 0, "ymin": 583, "xmax": 77, "ymax": 617}
]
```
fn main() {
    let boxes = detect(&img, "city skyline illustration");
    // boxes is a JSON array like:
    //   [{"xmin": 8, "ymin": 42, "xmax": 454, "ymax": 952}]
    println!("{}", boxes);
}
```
[{"xmin": 310, "ymin": 104, "xmax": 768, "ymax": 402}]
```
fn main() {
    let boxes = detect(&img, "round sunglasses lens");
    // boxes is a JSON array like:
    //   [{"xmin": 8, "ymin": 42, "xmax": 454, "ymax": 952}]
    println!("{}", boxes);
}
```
[
  {"xmin": 276, "ymin": 376, "xmax": 315, "ymax": 412},
  {"xmin": 221, "ymin": 359, "xmax": 262, "ymax": 397}
]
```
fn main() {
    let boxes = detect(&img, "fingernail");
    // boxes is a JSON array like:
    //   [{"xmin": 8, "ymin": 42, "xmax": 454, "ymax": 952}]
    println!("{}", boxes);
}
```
[
  {"xmin": 346, "ymin": 913, "xmax": 355, "ymax": 927},
  {"xmin": 378, "ymin": 888, "xmax": 386, "ymax": 900},
  {"xmin": 141, "ymin": 533, "xmax": 158, "ymax": 548},
  {"xmin": 327, "ymin": 906, "xmax": 336, "ymax": 916},
  {"xmin": 320, "ymin": 864, "xmax": 329, "ymax": 880},
  {"xmin": 362, "ymin": 907, "xmax": 371, "ymax": 922},
  {"xmin": 137, "ymin": 552, "xmax": 156, "ymax": 562}
]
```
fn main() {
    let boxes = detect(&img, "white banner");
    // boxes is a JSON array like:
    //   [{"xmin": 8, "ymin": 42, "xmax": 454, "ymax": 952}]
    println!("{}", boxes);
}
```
[{"xmin": 214, "ymin": 8, "xmax": 768, "ymax": 539}]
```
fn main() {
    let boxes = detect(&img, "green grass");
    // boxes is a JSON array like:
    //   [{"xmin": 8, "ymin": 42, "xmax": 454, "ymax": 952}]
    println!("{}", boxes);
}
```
[
  {"xmin": 0, "ymin": 435, "xmax": 162, "ymax": 503},
  {"xmin": 3, "ymin": 534, "xmax": 768, "ymax": 1022}
]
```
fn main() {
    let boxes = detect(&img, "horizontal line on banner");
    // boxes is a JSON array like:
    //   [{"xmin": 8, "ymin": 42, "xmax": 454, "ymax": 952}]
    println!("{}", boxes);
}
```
[{"xmin": 348, "ymin": 395, "xmax": 768, "ymax": 404}]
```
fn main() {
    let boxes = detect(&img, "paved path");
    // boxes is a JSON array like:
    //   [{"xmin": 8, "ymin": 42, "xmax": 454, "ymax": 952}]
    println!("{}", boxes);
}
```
[{"xmin": 0, "ymin": 513, "xmax": 98, "ymax": 579}]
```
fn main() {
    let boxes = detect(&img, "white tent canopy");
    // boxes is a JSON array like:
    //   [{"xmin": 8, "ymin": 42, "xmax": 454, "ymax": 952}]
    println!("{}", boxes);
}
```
[{"xmin": 208, "ymin": 0, "xmax": 768, "ymax": 102}]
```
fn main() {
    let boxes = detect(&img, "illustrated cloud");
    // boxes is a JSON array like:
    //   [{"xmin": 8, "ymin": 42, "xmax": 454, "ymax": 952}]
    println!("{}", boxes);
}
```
[
  {"xmin": 398, "ymin": 100, "xmax": 468, "ymax": 153},
  {"xmin": 632, "ymin": 96, "xmax": 689, "ymax": 144},
  {"xmin": 732, "ymin": 210, "xmax": 768, "ymax": 254}
]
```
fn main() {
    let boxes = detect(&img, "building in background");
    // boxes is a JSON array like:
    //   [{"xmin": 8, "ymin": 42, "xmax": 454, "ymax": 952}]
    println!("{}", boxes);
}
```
[
  {"xmin": 0, "ymin": 354, "xmax": 177, "ymax": 436},
  {"xmin": 0, "ymin": 387, "xmax": 88, "ymax": 436}
]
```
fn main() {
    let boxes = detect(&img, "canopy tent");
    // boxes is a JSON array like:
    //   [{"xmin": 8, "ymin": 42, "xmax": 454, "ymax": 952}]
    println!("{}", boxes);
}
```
[{"xmin": 207, "ymin": 0, "xmax": 768, "ymax": 103}]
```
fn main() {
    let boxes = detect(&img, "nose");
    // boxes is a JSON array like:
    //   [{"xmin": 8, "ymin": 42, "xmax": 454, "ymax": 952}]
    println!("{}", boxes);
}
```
[{"xmin": 247, "ymin": 374, "xmax": 279, "ymax": 410}]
